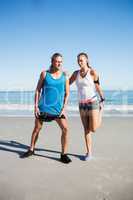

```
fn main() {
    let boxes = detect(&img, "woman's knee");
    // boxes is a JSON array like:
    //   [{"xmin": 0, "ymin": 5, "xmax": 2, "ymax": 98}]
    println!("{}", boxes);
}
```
[
  {"xmin": 34, "ymin": 122, "xmax": 42, "ymax": 132},
  {"xmin": 90, "ymin": 127, "xmax": 97, "ymax": 133},
  {"xmin": 62, "ymin": 126, "xmax": 68, "ymax": 134},
  {"xmin": 91, "ymin": 120, "xmax": 101, "ymax": 132},
  {"xmin": 34, "ymin": 126, "xmax": 41, "ymax": 133},
  {"xmin": 97, "ymin": 118, "xmax": 102, "ymax": 128},
  {"xmin": 62, "ymin": 126, "xmax": 68, "ymax": 133},
  {"xmin": 84, "ymin": 128, "xmax": 91, "ymax": 135},
  {"xmin": 34, "ymin": 119, "xmax": 42, "ymax": 132}
]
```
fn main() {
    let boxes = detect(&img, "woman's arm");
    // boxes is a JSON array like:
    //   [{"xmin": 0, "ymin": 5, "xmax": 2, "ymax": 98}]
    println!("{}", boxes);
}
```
[
  {"xmin": 34, "ymin": 71, "xmax": 45, "ymax": 117},
  {"xmin": 63, "ymin": 79, "xmax": 70, "ymax": 109},
  {"xmin": 91, "ymin": 69, "xmax": 105, "ymax": 102},
  {"xmin": 69, "ymin": 70, "xmax": 78, "ymax": 85},
  {"xmin": 59, "ymin": 78, "xmax": 70, "ymax": 117}
]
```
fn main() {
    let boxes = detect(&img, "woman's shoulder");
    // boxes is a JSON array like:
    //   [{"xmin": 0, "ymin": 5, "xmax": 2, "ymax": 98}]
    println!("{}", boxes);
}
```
[
  {"xmin": 90, "ymin": 68, "xmax": 98, "ymax": 77},
  {"xmin": 40, "ymin": 69, "xmax": 48, "ymax": 79},
  {"xmin": 62, "ymin": 70, "xmax": 69, "ymax": 81},
  {"xmin": 72, "ymin": 70, "xmax": 79, "ymax": 76},
  {"xmin": 63, "ymin": 70, "xmax": 79, "ymax": 78},
  {"xmin": 62, "ymin": 70, "xmax": 68, "ymax": 76}
]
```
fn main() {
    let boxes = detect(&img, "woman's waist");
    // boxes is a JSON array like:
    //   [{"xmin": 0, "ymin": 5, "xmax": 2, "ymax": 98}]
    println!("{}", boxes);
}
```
[
  {"xmin": 38, "ymin": 104, "xmax": 62, "ymax": 115},
  {"xmin": 39, "ymin": 92, "xmax": 64, "ymax": 103},
  {"xmin": 79, "ymin": 95, "xmax": 98, "ymax": 104},
  {"xmin": 78, "ymin": 88, "xmax": 96, "ymax": 97}
]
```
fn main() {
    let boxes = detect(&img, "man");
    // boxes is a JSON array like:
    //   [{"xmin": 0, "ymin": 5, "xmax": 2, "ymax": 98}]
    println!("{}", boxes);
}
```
[{"xmin": 21, "ymin": 53, "xmax": 71, "ymax": 164}]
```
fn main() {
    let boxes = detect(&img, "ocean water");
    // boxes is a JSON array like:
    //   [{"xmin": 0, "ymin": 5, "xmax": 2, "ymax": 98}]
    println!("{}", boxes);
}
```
[{"xmin": 0, "ymin": 90, "xmax": 133, "ymax": 117}]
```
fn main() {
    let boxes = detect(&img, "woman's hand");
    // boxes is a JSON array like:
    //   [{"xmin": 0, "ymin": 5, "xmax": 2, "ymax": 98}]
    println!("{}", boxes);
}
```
[
  {"xmin": 99, "ymin": 97, "xmax": 105, "ymax": 110},
  {"xmin": 59, "ymin": 107, "xmax": 67, "ymax": 118},
  {"xmin": 34, "ymin": 106, "xmax": 40, "ymax": 118},
  {"xmin": 99, "ymin": 101, "xmax": 104, "ymax": 110}
]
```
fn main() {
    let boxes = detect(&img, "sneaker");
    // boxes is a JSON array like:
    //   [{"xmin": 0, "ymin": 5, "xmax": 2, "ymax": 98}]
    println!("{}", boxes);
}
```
[
  {"xmin": 84, "ymin": 153, "xmax": 92, "ymax": 161},
  {"xmin": 60, "ymin": 154, "xmax": 72, "ymax": 164},
  {"xmin": 20, "ymin": 149, "xmax": 34, "ymax": 158}
]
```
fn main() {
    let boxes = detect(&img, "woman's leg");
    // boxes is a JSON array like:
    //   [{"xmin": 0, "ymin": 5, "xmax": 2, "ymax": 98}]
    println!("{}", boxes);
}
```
[
  {"xmin": 55, "ymin": 117, "xmax": 71, "ymax": 163},
  {"xmin": 21, "ymin": 118, "xmax": 43, "ymax": 158},
  {"xmin": 97, "ymin": 105, "xmax": 104, "ymax": 128},
  {"xmin": 55, "ymin": 118, "xmax": 69, "ymax": 154},
  {"xmin": 79, "ymin": 109, "xmax": 92, "ymax": 155},
  {"xmin": 30, "ymin": 118, "xmax": 43, "ymax": 151},
  {"xmin": 83, "ymin": 108, "xmax": 102, "ymax": 157},
  {"xmin": 88, "ymin": 109, "xmax": 99, "ymax": 132},
  {"xmin": 84, "ymin": 132, "xmax": 92, "ymax": 155}
]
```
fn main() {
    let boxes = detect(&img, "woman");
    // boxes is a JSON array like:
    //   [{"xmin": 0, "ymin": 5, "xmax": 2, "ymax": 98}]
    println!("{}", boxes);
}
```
[
  {"xmin": 69, "ymin": 53, "xmax": 105, "ymax": 160},
  {"xmin": 22, "ymin": 53, "xmax": 72, "ymax": 164}
]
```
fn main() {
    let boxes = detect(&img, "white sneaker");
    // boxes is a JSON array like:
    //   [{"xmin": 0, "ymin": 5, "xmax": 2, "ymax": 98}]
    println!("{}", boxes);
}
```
[{"xmin": 84, "ymin": 153, "xmax": 92, "ymax": 161}]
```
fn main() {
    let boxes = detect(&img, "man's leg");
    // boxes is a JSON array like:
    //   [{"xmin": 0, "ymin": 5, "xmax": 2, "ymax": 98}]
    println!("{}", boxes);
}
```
[
  {"xmin": 21, "ymin": 118, "xmax": 43, "ymax": 158},
  {"xmin": 55, "ymin": 118, "xmax": 72, "ymax": 163}
]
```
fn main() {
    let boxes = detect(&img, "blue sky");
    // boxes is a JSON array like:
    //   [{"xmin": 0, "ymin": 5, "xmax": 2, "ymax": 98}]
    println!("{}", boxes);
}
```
[{"xmin": 0, "ymin": 0, "xmax": 133, "ymax": 90}]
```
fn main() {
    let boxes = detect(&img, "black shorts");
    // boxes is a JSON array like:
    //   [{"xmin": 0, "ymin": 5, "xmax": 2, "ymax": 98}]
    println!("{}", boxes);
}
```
[{"xmin": 38, "ymin": 112, "xmax": 66, "ymax": 122}]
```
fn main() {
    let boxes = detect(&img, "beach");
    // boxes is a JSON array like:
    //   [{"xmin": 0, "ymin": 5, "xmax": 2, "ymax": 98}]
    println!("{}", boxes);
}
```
[{"xmin": 0, "ymin": 116, "xmax": 133, "ymax": 200}]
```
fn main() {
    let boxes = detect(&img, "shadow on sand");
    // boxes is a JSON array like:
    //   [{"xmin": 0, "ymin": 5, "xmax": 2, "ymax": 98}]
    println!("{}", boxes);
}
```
[{"xmin": 0, "ymin": 140, "xmax": 84, "ymax": 162}]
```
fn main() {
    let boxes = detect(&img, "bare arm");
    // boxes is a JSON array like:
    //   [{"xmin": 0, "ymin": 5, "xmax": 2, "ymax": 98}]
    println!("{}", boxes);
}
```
[
  {"xmin": 91, "ymin": 69, "xmax": 105, "ymax": 101},
  {"xmin": 69, "ymin": 70, "xmax": 78, "ymax": 85},
  {"xmin": 59, "ymin": 75, "xmax": 70, "ymax": 116},
  {"xmin": 63, "ymin": 79, "xmax": 70, "ymax": 109},
  {"xmin": 95, "ymin": 84, "xmax": 105, "ymax": 101},
  {"xmin": 34, "ymin": 71, "xmax": 45, "ymax": 110}
]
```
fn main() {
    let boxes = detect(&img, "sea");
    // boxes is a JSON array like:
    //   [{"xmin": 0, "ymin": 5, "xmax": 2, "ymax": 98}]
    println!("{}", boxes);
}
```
[{"xmin": 0, "ymin": 90, "xmax": 133, "ymax": 117}]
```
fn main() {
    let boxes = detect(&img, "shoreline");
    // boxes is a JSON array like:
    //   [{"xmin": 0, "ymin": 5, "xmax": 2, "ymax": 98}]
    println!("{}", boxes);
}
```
[
  {"xmin": 0, "ymin": 113, "xmax": 133, "ymax": 118},
  {"xmin": 1, "ymin": 104, "xmax": 133, "ymax": 118}
]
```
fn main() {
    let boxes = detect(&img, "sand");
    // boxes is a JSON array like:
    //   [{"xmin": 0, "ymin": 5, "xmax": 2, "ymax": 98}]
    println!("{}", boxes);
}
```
[{"xmin": 0, "ymin": 116, "xmax": 133, "ymax": 200}]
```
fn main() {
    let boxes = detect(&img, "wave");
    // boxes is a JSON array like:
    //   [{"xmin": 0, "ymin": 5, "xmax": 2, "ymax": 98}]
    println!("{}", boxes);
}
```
[
  {"xmin": 0, "ymin": 104, "xmax": 133, "ymax": 111},
  {"xmin": 0, "ymin": 104, "xmax": 34, "ymax": 110},
  {"xmin": 0, "ymin": 104, "xmax": 132, "ymax": 118}
]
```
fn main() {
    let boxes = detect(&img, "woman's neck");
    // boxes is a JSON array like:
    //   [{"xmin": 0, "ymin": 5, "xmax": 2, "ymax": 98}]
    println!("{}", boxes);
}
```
[
  {"xmin": 80, "ymin": 66, "xmax": 89, "ymax": 73},
  {"xmin": 50, "ymin": 66, "xmax": 61, "ymax": 74}
]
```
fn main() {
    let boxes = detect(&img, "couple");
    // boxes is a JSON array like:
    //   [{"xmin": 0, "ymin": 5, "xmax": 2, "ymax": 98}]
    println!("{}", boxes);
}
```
[{"xmin": 21, "ymin": 53, "xmax": 105, "ymax": 163}]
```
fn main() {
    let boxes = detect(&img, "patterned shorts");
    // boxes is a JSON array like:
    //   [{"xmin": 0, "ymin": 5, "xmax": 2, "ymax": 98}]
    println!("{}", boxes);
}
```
[{"xmin": 79, "ymin": 101, "xmax": 99, "ymax": 111}]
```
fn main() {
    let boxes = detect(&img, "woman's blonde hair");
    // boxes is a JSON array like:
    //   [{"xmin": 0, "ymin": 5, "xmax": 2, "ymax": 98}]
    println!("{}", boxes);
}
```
[
  {"xmin": 51, "ymin": 53, "xmax": 63, "ymax": 63},
  {"xmin": 49, "ymin": 53, "xmax": 63, "ymax": 70}
]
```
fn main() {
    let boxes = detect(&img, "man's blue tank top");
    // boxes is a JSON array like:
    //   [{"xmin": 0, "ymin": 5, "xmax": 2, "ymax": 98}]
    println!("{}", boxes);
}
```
[{"xmin": 38, "ymin": 71, "xmax": 66, "ymax": 115}]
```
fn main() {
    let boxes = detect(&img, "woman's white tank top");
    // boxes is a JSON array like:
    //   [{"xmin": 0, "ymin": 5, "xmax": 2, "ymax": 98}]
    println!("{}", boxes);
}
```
[{"xmin": 75, "ymin": 70, "xmax": 97, "ymax": 102}]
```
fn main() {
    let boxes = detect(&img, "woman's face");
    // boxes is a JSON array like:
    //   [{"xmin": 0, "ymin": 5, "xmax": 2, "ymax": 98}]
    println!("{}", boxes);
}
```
[
  {"xmin": 78, "ymin": 55, "xmax": 88, "ymax": 68},
  {"xmin": 52, "ymin": 56, "xmax": 63, "ymax": 69}
]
